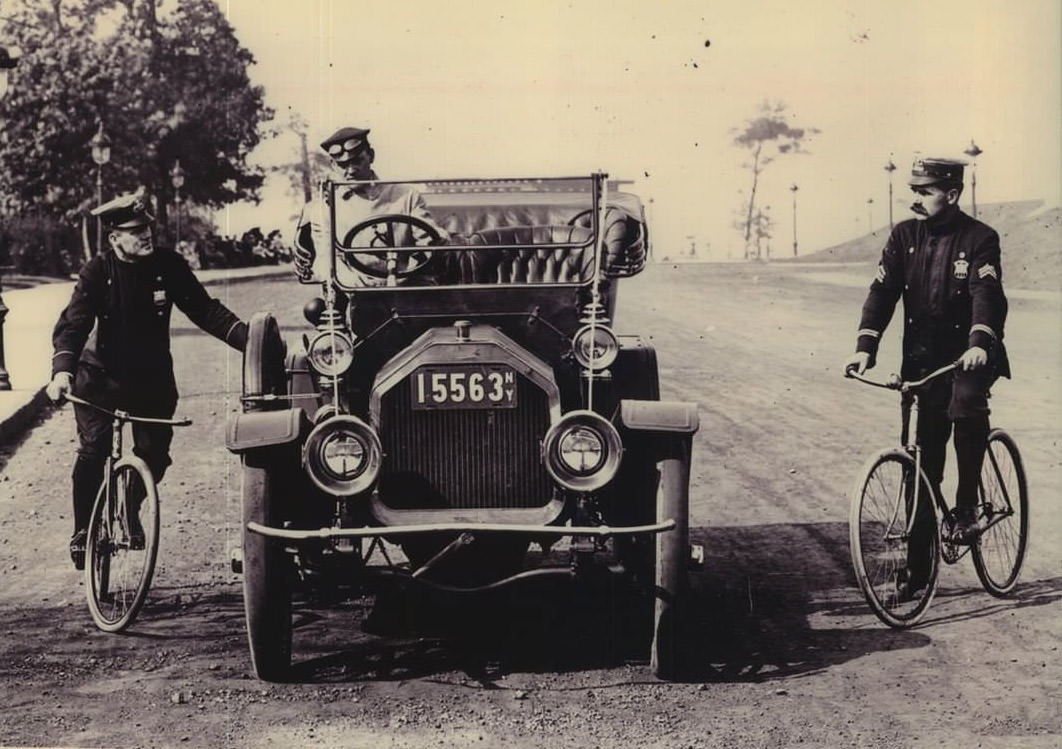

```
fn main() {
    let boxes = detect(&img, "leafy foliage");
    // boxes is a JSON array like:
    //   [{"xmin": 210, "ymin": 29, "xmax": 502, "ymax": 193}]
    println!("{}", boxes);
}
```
[
  {"xmin": 732, "ymin": 100, "xmax": 818, "ymax": 260},
  {"xmin": 0, "ymin": 0, "xmax": 274, "ymax": 274}
]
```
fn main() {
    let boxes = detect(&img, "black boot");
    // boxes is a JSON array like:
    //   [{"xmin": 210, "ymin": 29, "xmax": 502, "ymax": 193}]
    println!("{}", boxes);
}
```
[
  {"xmin": 70, "ymin": 455, "xmax": 104, "ymax": 570},
  {"xmin": 72, "ymin": 455, "xmax": 105, "ymax": 535},
  {"xmin": 953, "ymin": 416, "xmax": 990, "ymax": 544}
]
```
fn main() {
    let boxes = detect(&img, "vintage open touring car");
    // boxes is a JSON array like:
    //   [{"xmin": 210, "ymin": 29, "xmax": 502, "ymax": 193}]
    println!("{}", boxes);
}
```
[{"xmin": 226, "ymin": 173, "xmax": 699, "ymax": 681}]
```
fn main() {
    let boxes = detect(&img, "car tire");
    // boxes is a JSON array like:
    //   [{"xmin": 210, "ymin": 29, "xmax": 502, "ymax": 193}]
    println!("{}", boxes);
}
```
[
  {"xmin": 241, "ymin": 311, "xmax": 293, "ymax": 681},
  {"xmin": 243, "ymin": 312, "xmax": 287, "ymax": 411},
  {"xmin": 241, "ymin": 454, "xmax": 293, "ymax": 682},
  {"xmin": 650, "ymin": 435, "xmax": 691, "ymax": 681}
]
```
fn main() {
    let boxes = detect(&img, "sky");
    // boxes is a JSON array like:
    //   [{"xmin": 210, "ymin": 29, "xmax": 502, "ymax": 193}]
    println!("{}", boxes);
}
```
[{"xmin": 214, "ymin": 0, "xmax": 1061, "ymax": 260}]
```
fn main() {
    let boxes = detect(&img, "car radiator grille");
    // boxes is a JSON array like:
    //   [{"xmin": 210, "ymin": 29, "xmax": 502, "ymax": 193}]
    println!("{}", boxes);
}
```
[{"xmin": 378, "ymin": 376, "xmax": 552, "ymax": 510}]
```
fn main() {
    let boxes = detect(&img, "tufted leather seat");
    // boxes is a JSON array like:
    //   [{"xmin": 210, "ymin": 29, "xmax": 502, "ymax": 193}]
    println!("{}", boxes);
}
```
[
  {"xmin": 463, "ymin": 225, "xmax": 596, "ymax": 284},
  {"xmin": 570, "ymin": 207, "xmax": 647, "ymax": 278}
]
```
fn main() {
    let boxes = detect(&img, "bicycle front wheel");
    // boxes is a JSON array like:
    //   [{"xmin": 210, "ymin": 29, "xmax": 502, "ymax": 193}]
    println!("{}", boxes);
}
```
[
  {"xmin": 850, "ymin": 449, "xmax": 940, "ymax": 628},
  {"xmin": 972, "ymin": 429, "xmax": 1029, "ymax": 596},
  {"xmin": 85, "ymin": 458, "xmax": 160, "ymax": 633}
]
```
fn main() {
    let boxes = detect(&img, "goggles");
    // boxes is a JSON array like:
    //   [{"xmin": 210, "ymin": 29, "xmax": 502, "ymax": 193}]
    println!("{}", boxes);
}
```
[{"xmin": 327, "ymin": 138, "xmax": 365, "ymax": 163}]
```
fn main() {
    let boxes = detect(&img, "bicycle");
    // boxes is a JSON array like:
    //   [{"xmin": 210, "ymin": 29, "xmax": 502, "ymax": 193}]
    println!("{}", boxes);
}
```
[
  {"xmin": 846, "ymin": 361, "xmax": 1029, "ymax": 628},
  {"xmin": 65, "ymin": 393, "xmax": 192, "ymax": 632}
]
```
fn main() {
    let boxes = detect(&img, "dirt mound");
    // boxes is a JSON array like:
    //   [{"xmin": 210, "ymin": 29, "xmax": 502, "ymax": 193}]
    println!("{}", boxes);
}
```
[{"xmin": 797, "ymin": 200, "xmax": 1061, "ymax": 292}]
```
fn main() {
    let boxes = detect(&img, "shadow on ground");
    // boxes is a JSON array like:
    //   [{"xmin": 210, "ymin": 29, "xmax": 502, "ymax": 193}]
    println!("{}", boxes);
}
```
[{"xmin": 6, "ymin": 524, "xmax": 1059, "ymax": 688}]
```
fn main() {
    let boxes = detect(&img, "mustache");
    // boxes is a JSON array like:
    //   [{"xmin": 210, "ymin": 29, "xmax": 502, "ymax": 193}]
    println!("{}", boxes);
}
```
[{"xmin": 910, "ymin": 203, "xmax": 928, "ymax": 216}]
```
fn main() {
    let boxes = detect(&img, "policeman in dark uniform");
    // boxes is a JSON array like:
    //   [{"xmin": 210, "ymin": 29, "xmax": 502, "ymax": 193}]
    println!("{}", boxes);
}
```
[
  {"xmin": 844, "ymin": 157, "xmax": 1010, "ymax": 598},
  {"xmin": 46, "ymin": 190, "xmax": 248, "ymax": 569}
]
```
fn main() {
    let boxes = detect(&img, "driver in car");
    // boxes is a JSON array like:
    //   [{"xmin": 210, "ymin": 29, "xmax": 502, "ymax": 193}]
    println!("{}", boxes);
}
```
[{"xmin": 293, "ymin": 126, "xmax": 449, "ymax": 287}]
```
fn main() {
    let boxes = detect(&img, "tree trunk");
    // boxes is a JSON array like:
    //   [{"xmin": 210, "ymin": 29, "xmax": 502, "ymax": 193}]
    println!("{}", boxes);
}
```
[
  {"xmin": 743, "ymin": 143, "xmax": 762, "ymax": 261},
  {"xmin": 299, "ymin": 131, "xmax": 312, "ymax": 204}
]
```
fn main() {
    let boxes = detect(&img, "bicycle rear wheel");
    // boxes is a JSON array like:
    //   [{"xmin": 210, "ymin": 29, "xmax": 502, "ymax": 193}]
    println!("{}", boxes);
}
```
[
  {"xmin": 85, "ymin": 459, "xmax": 160, "ymax": 633},
  {"xmin": 972, "ymin": 429, "xmax": 1029, "ymax": 596},
  {"xmin": 850, "ymin": 449, "xmax": 940, "ymax": 628}
]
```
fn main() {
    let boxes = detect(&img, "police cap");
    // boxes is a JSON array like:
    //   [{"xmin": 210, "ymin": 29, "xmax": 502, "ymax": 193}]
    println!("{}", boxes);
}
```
[
  {"xmin": 90, "ymin": 189, "xmax": 155, "ymax": 230},
  {"xmin": 321, "ymin": 126, "xmax": 370, "ymax": 164},
  {"xmin": 908, "ymin": 157, "xmax": 966, "ymax": 187}
]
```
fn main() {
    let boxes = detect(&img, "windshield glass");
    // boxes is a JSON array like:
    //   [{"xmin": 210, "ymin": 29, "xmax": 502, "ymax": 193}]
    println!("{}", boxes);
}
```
[{"xmin": 322, "ymin": 176, "xmax": 629, "ymax": 290}]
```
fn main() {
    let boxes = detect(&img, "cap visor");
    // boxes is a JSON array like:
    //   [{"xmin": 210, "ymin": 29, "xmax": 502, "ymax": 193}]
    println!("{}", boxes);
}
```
[{"xmin": 112, "ymin": 218, "xmax": 153, "ymax": 230}]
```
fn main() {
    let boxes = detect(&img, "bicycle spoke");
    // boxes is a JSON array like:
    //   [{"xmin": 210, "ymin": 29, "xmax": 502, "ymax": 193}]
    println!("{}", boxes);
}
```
[
  {"xmin": 973, "ymin": 431, "xmax": 1028, "ymax": 596},
  {"xmin": 85, "ymin": 462, "xmax": 160, "ymax": 632},
  {"xmin": 851, "ymin": 451, "xmax": 938, "ymax": 628}
]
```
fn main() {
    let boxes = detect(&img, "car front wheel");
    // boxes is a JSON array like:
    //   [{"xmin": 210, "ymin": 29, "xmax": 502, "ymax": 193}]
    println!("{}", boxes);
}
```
[
  {"xmin": 241, "ymin": 453, "xmax": 293, "ymax": 682},
  {"xmin": 650, "ymin": 435, "xmax": 691, "ymax": 680}
]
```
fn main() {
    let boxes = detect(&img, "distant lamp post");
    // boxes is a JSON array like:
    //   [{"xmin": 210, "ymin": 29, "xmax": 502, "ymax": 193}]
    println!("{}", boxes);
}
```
[
  {"xmin": 884, "ymin": 158, "xmax": 897, "ymax": 230},
  {"xmin": 170, "ymin": 160, "xmax": 185, "ymax": 249},
  {"xmin": 963, "ymin": 139, "xmax": 983, "ymax": 219},
  {"xmin": 789, "ymin": 183, "xmax": 799, "ymax": 256},
  {"xmin": 0, "ymin": 43, "xmax": 20, "ymax": 392},
  {"xmin": 647, "ymin": 197, "xmax": 654, "ymax": 262},
  {"xmin": 866, "ymin": 197, "xmax": 874, "ymax": 233},
  {"xmin": 90, "ymin": 122, "xmax": 111, "ymax": 257}
]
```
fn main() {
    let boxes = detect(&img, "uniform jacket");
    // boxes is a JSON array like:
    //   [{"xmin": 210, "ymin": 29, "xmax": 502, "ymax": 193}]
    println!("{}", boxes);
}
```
[
  {"xmin": 856, "ymin": 209, "xmax": 1010, "ymax": 380},
  {"xmin": 52, "ymin": 248, "xmax": 247, "ymax": 385}
]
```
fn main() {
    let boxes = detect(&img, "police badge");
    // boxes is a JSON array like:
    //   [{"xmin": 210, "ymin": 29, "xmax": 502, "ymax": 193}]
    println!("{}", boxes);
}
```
[{"xmin": 953, "ymin": 259, "xmax": 969, "ymax": 280}]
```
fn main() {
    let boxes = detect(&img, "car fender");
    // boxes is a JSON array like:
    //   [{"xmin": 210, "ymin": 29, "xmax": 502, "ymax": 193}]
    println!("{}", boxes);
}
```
[
  {"xmin": 226, "ymin": 408, "xmax": 310, "ymax": 454},
  {"xmin": 618, "ymin": 399, "xmax": 699, "ymax": 435}
]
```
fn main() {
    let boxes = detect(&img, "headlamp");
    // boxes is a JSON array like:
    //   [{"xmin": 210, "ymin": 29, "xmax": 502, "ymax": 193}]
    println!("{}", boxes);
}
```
[
  {"xmin": 572, "ymin": 324, "xmax": 619, "ymax": 370},
  {"xmin": 307, "ymin": 330, "xmax": 354, "ymax": 377},
  {"xmin": 303, "ymin": 415, "xmax": 381, "ymax": 496},
  {"xmin": 542, "ymin": 410, "xmax": 622, "ymax": 492}
]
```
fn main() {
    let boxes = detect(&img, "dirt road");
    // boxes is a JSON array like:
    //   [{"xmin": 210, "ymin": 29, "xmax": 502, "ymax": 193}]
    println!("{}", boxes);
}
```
[{"xmin": 1, "ymin": 263, "xmax": 1059, "ymax": 747}]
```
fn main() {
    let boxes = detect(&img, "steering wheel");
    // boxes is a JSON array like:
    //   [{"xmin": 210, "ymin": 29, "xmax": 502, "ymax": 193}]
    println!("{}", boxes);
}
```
[{"xmin": 339, "ymin": 214, "xmax": 443, "ymax": 279}]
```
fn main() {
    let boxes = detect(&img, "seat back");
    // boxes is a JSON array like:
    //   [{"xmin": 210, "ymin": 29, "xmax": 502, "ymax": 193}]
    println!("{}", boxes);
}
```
[{"xmin": 463, "ymin": 225, "xmax": 595, "ymax": 284}]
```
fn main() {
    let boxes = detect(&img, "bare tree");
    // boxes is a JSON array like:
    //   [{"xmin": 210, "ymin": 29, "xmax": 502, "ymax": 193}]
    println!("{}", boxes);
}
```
[
  {"xmin": 270, "ymin": 112, "xmax": 330, "ymax": 208},
  {"xmin": 732, "ymin": 100, "xmax": 818, "ymax": 260}
]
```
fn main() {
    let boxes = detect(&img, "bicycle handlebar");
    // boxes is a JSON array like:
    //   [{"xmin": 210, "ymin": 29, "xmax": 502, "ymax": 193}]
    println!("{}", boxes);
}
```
[
  {"xmin": 64, "ymin": 393, "xmax": 193, "ymax": 427},
  {"xmin": 844, "ymin": 360, "xmax": 959, "ymax": 393}
]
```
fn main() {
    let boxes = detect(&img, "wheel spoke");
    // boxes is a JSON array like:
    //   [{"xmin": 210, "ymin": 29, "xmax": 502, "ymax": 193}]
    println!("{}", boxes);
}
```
[
  {"xmin": 972, "ymin": 431, "xmax": 1028, "ymax": 596},
  {"xmin": 851, "ymin": 451, "xmax": 938, "ymax": 627},
  {"xmin": 85, "ymin": 463, "xmax": 159, "ymax": 632}
]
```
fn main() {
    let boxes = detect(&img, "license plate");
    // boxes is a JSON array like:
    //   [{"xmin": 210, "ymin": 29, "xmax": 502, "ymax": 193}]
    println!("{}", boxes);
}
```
[{"xmin": 410, "ymin": 365, "xmax": 518, "ymax": 410}]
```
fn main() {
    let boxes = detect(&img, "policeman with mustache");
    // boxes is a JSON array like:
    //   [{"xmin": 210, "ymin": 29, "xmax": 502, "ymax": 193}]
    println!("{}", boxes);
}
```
[
  {"xmin": 843, "ymin": 157, "xmax": 1010, "ymax": 600},
  {"xmin": 47, "ymin": 190, "xmax": 248, "ymax": 570}
]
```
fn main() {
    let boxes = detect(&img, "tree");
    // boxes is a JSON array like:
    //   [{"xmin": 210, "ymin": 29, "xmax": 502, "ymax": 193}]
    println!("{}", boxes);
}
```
[
  {"xmin": 732, "ymin": 100, "xmax": 818, "ymax": 260},
  {"xmin": 269, "ymin": 112, "xmax": 330, "ymax": 209},
  {"xmin": 0, "ymin": 0, "xmax": 273, "ymax": 272}
]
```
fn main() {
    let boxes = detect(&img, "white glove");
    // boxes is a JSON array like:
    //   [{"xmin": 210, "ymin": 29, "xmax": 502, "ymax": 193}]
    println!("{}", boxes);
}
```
[
  {"xmin": 46, "ymin": 372, "xmax": 73, "ymax": 402},
  {"xmin": 959, "ymin": 346, "xmax": 988, "ymax": 371},
  {"xmin": 843, "ymin": 352, "xmax": 871, "ymax": 376}
]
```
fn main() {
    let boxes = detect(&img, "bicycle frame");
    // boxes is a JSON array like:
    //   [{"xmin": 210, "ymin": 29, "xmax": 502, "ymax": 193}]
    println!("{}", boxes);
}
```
[
  {"xmin": 847, "ymin": 360, "xmax": 1014, "ymax": 558},
  {"xmin": 65, "ymin": 392, "xmax": 192, "ymax": 632}
]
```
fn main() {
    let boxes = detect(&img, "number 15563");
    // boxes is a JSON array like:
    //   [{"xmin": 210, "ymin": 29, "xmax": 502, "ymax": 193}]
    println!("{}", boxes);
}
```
[{"xmin": 411, "ymin": 366, "xmax": 518, "ymax": 410}]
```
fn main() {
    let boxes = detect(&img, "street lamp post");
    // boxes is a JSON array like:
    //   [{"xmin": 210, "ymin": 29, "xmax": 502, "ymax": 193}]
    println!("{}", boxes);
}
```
[
  {"xmin": 884, "ymin": 158, "xmax": 897, "ymax": 230},
  {"xmin": 789, "ymin": 183, "xmax": 798, "ymax": 256},
  {"xmin": 647, "ymin": 197, "xmax": 654, "ymax": 262},
  {"xmin": 90, "ymin": 122, "xmax": 111, "ymax": 258},
  {"xmin": 963, "ymin": 139, "xmax": 983, "ymax": 219},
  {"xmin": 0, "ymin": 43, "xmax": 21, "ymax": 391},
  {"xmin": 170, "ymin": 160, "xmax": 185, "ymax": 249}
]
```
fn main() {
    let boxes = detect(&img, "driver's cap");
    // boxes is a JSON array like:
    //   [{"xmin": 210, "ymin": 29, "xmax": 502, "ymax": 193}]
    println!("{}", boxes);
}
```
[
  {"xmin": 908, "ymin": 157, "xmax": 965, "ymax": 187},
  {"xmin": 91, "ymin": 188, "xmax": 155, "ymax": 230},
  {"xmin": 321, "ymin": 126, "xmax": 370, "ymax": 165}
]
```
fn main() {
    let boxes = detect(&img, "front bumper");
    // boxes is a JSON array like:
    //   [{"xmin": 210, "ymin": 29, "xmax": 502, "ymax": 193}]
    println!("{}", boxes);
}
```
[{"xmin": 246, "ymin": 518, "xmax": 676, "ymax": 540}]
